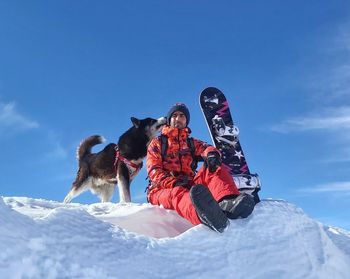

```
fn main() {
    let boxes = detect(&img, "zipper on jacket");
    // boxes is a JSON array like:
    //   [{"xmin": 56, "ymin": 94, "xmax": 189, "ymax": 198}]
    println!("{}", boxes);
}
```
[{"xmin": 178, "ymin": 130, "xmax": 183, "ymax": 173}]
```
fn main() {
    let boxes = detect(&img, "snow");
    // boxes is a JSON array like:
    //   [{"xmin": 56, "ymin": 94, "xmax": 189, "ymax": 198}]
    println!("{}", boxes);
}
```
[{"xmin": 1, "ymin": 196, "xmax": 350, "ymax": 279}]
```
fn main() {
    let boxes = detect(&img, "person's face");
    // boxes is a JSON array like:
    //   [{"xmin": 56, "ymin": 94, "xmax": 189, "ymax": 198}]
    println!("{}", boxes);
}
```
[{"xmin": 170, "ymin": 111, "xmax": 187, "ymax": 129}]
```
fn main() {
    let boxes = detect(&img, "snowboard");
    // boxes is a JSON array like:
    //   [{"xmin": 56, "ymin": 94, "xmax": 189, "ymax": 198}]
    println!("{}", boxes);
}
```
[{"xmin": 199, "ymin": 87, "xmax": 261, "ymax": 203}]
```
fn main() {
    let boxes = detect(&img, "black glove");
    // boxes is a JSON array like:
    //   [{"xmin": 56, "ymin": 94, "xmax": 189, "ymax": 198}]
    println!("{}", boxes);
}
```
[
  {"xmin": 204, "ymin": 151, "xmax": 222, "ymax": 173},
  {"xmin": 173, "ymin": 175, "xmax": 191, "ymax": 189}
]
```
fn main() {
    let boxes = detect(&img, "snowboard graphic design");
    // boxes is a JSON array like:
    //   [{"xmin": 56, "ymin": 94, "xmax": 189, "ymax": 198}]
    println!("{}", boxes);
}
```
[{"xmin": 200, "ymin": 87, "xmax": 261, "ymax": 202}]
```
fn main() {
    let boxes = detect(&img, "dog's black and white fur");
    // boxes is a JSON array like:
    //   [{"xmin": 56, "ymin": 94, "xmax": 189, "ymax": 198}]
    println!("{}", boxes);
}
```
[{"xmin": 64, "ymin": 117, "xmax": 166, "ymax": 203}]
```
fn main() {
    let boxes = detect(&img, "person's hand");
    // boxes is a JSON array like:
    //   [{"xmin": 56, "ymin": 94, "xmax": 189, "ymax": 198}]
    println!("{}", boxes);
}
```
[
  {"xmin": 173, "ymin": 175, "xmax": 191, "ymax": 189},
  {"xmin": 204, "ymin": 151, "xmax": 222, "ymax": 173}
]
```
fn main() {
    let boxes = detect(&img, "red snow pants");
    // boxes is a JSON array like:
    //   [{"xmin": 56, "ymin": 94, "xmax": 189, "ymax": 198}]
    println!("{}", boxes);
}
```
[{"xmin": 148, "ymin": 166, "xmax": 240, "ymax": 225}]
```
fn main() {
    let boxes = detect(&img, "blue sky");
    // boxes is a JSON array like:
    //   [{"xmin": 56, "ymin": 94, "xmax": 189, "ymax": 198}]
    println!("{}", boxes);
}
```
[{"xmin": 1, "ymin": 1, "xmax": 350, "ymax": 230}]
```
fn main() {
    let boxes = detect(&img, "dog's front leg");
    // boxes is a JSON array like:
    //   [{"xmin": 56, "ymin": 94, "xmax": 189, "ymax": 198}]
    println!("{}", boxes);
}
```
[
  {"xmin": 100, "ymin": 184, "xmax": 115, "ymax": 203},
  {"xmin": 117, "ymin": 176, "xmax": 131, "ymax": 203},
  {"xmin": 116, "ymin": 164, "xmax": 131, "ymax": 203}
]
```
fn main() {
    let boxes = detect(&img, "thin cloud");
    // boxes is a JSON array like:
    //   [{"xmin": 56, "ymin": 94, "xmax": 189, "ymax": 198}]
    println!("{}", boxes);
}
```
[
  {"xmin": 328, "ymin": 64, "xmax": 350, "ymax": 99},
  {"xmin": 272, "ymin": 22, "xmax": 350, "ymax": 135},
  {"xmin": 320, "ymin": 146, "xmax": 350, "ymax": 163},
  {"xmin": 315, "ymin": 61, "xmax": 350, "ymax": 102},
  {"xmin": 45, "ymin": 144, "xmax": 68, "ymax": 160},
  {"xmin": 298, "ymin": 181, "xmax": 350, "ymax": 194},
  {"xmin": 270, "ymin": 22, "xmax": 350, "ymax": 166},
  {"xmin": 270, "ymin": 106, "xmax": 350, "ymax": 133},
  {"xmin": 0, "ymin": 101, "xmax": 39, "ymax": 134},
  {"xmin": 317, "ymin": 22, "xmax": 350, "ymax": 100},
  {"xmin": 43, "ymin": 131, "xmax": 68, "ymax": 160}
]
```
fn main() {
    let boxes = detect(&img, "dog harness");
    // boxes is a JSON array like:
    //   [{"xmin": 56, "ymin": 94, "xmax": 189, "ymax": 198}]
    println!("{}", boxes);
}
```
[{"xmin": 114, "ymin": 146, "xmax": 143, "ymax": 179}]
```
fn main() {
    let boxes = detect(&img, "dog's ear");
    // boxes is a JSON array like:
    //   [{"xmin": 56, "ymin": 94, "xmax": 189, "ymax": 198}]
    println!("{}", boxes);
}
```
[{"xmin": 131, "ymin": 117, "xmax": 140, "ymax": 128}]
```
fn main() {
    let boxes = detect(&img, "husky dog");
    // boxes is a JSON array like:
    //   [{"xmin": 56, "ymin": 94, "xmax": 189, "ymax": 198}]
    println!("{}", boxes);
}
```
[{"xmin": 64, "ymin": 117, "xmax": 166, "ymax": 203}]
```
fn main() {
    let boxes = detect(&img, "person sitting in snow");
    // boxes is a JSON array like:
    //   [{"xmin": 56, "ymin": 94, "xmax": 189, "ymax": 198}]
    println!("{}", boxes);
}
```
[{"xmin": 146, "ymin": 103, "xmax": 255, "ymax": 232}]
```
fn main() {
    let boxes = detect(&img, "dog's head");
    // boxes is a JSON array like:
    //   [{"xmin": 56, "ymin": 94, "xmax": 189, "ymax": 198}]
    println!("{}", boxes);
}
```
[{"xmin": 131, "ymin": 116, "xmax": 167, "ymax": 139}]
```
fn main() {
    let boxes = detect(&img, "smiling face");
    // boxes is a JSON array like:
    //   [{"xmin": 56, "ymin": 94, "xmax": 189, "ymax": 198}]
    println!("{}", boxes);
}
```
[{"xmin": 170, "ymin": 111, "xmax": 187, "ymax": 129}]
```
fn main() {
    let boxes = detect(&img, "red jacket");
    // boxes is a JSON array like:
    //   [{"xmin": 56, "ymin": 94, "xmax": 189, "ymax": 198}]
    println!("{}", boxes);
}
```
[{"xmin": 146, "ymin": 126, "xmax": 218, "ymax": 192}]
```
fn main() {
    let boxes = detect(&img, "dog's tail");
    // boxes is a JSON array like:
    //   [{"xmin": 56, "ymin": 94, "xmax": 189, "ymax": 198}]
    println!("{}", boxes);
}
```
[{"xmin": 76, "ymin": 135, "xmax": 106, "ymax": 161}]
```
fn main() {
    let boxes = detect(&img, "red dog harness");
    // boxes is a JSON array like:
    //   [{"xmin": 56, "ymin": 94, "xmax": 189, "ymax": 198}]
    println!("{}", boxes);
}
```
[{"xmin": 114, "ymin": 146, "xmax": 143, "ymax": 179}]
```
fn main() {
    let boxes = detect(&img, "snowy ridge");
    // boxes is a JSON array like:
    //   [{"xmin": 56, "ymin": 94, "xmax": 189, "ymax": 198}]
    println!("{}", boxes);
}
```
[{"xmin": 1, "ymin": 196, "xmax": 350, "ymax": 279}]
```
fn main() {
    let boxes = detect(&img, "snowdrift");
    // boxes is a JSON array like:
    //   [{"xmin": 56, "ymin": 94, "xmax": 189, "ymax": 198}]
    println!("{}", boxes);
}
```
[{"xmin": 1, "ymin": 196, "xmax": 350, "ymax": 279}]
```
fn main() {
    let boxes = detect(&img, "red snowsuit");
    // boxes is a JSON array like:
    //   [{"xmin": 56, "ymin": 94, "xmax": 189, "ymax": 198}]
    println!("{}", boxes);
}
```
[{"xmin": 146, "ymin": 126, "xmax": 240, "ymax": 225}]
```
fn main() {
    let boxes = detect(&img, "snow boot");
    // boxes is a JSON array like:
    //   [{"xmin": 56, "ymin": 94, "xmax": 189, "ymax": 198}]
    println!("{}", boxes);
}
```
[
  {"xmin": 190, "ymin": 184, "xmax": 229, "ymax": 233},
  {"xmin": 219, "ymin": 193, "xmax": 255, "ymax": 219}
]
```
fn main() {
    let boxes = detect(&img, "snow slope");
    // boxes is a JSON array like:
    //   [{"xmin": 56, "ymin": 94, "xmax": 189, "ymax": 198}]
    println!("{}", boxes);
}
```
[{"xmin": 1, "ymin": 196, "xmax": 350, "ymax": 279}]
